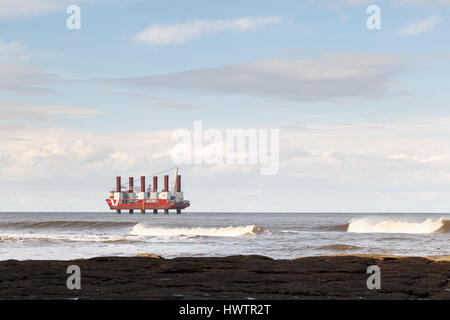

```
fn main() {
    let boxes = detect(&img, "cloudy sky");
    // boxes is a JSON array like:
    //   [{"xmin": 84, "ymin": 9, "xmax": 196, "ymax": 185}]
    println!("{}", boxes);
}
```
[{"xmin": 1, "ymin": 0, "xmax": 450, "ymax": 212}]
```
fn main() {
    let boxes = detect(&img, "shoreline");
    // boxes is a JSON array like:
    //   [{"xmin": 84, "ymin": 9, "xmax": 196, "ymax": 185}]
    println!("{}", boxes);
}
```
[{"xmin": 0, "ymin": 254, "xmax": 449, "ymax": 300}]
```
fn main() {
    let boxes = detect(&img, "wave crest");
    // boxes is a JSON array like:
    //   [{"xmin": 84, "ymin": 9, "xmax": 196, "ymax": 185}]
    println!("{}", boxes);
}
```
[
  {"xmin": 130, "ymin": 224, "xmax": 264, "ymax": 238},
  {"xmin": 0, "ymin": 233, "xmax": 133, "ymax": 243},
  {"xmin": 0, "ymin": 220, "xmax": 136, "ymax": 230},
  {"xmin": 347, "ymin": 218, "xmax": 449, "ymax": 234},
  {"xmin": 435, "ymin": 219, "xmax": 450, "ymax": 233}
]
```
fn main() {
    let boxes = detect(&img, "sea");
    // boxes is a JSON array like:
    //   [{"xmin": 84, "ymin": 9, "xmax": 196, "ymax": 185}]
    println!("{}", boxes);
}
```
[{"xmin": 0, "ymin": 212, "xmax": 448, "ymax": 260}]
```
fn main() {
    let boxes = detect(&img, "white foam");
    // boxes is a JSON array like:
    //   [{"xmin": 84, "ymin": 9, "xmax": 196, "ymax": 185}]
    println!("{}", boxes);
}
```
[
  {"xmin": 0, "ymin": 232, "xmax": 131, "ymax": 243},
  {"xmin": 130, "ymin": 224, "xmax": 263, "ymax": 238},
  {"xmin": 347, "ymin": 217, "xmax": 445, "ymax": 234}
]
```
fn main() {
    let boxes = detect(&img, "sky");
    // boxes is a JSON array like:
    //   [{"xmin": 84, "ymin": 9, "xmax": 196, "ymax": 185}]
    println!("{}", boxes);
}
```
[{"xmin": 1, "ymin": 0, "xmax": 450, "ymax": 212}]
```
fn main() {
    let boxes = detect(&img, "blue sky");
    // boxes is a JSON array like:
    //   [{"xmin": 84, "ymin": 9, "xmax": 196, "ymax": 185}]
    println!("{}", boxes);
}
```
[{"xmin": 1, "ymin": 0, "xmax": 450, "ymax": 212}]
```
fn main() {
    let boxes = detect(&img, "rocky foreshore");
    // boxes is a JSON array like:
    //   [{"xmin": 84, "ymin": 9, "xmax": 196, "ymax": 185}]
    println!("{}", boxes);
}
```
[{"xmin": 0, "ymin": 254, "xmax": 449, "ymax": 300}]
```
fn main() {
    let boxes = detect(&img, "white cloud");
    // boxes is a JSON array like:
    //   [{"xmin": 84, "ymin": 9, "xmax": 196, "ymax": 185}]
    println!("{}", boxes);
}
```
[
  {"xmin": 0, "ymin": 41, "xmax": 29, "ymax": 62},
  {"xmin": 2, "ymin": 118, "xmax": 450, "ymax": 211},
  {"xmin": 0, "ymin": 125, "xmax": 173, "ymax": 181},
  {"xmin": 2, "ymin": 119, "xmax": 450, "ymax": 185},
  {"xmin": 134, "ymin": 16, "xmax": 283, "ymax": 45},
  {"xmin": 0, "ymin": 101, "xmax": 104, "ymax": 121},
  {"xmin": 397, "ymin": 15, "xmax": 443, "ymax": 35},
  {"xmin": 107, "ymin": 53, "xmax": 405, "ymax": 102},
  {"xmin": 0, "ymin": 0, "xmax": 95, "ymax": 19},
  {"xmin": 0, "ymin": 0, "xmax": 64, "ymax": 19}
]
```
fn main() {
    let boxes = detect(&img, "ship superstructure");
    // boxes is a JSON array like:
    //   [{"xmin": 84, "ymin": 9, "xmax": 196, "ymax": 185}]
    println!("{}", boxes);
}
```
[{"xmin": 106, "ymin": 168, "xmax": 190, "ymax": 214}]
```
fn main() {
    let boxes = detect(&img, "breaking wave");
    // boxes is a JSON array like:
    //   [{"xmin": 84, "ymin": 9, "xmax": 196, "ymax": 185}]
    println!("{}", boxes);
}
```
[
  {"xmin": 130, "ymin": 224, "xmax": 265, "ymax": 238},
  {"xmin": 0, "ymin": 236, "xmax": 11, "ymax": 242},
  {"xmin": 0, "ymin": 233, "xmax": 134, "ymax": 243},
  {"xmin": 436, "ymin": 220, "xmax": 450, "ymax": 233},
  {"xmin": 0, "ymin": 220, "xmax": 136, "ymax": 230},
  {"xmin": 347, "ymin": 218, "xmax": 450, "ymax": 234}
]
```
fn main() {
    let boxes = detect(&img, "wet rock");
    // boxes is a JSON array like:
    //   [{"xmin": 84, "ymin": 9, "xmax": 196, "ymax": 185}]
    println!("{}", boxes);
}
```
[{"xmin": 0, "ymin": 255, "xmax": 448, "ymax": 300}]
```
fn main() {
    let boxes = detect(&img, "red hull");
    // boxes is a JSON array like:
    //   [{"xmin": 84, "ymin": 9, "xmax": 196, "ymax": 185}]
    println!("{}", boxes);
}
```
[{"xmin": 105, "ymin": 198, "xmax": 190, "ymax": 210}]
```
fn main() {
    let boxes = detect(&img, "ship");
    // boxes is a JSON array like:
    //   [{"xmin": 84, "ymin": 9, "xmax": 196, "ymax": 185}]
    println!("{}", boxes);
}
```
[{"xmin": 106, "ymin": 167, "xmax": 190, "ymax": 214}]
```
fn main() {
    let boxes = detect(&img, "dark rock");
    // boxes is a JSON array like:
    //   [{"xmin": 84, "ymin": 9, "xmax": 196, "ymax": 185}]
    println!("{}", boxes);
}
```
[{"xmin": 0, "ymin": 255, "xmax": 448, "ymax": 300}]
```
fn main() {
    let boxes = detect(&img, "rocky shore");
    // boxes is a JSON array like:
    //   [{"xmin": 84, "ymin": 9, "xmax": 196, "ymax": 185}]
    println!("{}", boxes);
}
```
[{"xmin": 0, "ymin": 254, "xmax": 449, "ymax": 300}]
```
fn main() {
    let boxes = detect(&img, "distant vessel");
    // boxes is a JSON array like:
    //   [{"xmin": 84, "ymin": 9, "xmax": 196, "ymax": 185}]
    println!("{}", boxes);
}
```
[{"xmin": 106, "ymin": 167, "xmax": 190, "ymax": 214}]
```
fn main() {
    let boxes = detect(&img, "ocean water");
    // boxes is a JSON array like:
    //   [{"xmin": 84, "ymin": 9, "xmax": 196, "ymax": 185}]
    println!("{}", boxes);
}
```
[{"xmin": 0, "ymin": 212, "xmax": 448, "ymax": 260}]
